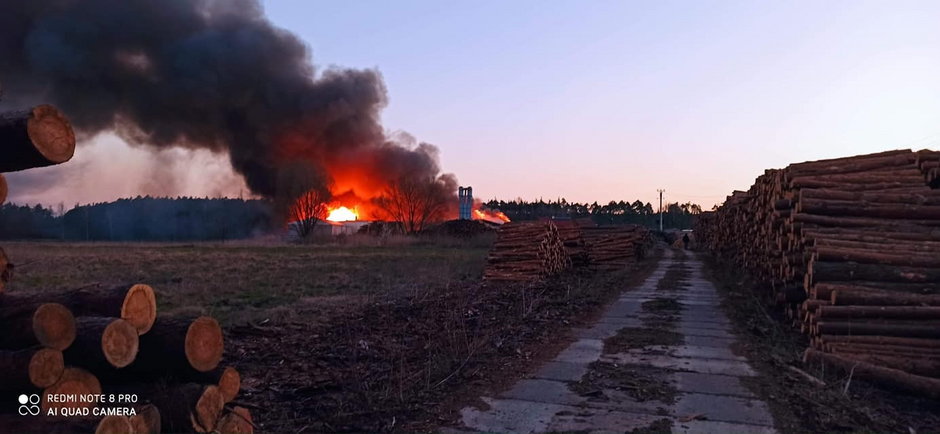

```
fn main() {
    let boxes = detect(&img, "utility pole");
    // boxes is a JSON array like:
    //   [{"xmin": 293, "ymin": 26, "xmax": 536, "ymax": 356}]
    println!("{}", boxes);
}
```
[{"xmin": 657, "ymin": 189, "xmax": 665, "ymax": 231}]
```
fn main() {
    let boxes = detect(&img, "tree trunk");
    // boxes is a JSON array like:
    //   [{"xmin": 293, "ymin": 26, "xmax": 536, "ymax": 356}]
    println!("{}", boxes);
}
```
[
  {"xmin": 94, "ymin": 415, "xmax": 133, "ymax": 434},
  {"xmin": 42, "ymin": 367, "xmax": 102, "ymax": 414},
  {"xmin": 130, "ymin": 316, "xmax": 223, "ymax": 374},
  {"xmin": 831, "ymin": 288, "xmax": 940, "ymax": 306},
  {"xmin": 64, "ymin": 317, "xmax": 139, "ymax": 369},
  {"xmin": 803, "ymin": 348, "xmax": 940, "ymax": 398},
  {"xmin": 0, "ymin": 173, "xmax": 6, "ymax": 205},
  {"xmin": 0, "ymin": 247, "xmax": 10, "ymax": 293},
  {"xmin": 143, "ymin": 383, "xmax": 224, "ymax": 433},
  {"xmin": 0, "ymin": 105, "xmax": 76, "ymax": 172},
  {"xmin": 815, "ymin": 320, "xmax": 940, "ymax": 338},
  {"xmin": 0, "ymin": 348, "xmax": 64, "ymax": 390},
  {"xmin": 810, "ymin": 260, "xmax": 940, "ymax": 284},
  {"xmin": 817, "ymin": 305, "xmax": 940, "ymax": 320},
  {"xmin": 4, "ymin": 284, "xmax": 158, "ymax": 335},
  {"xmin": 218, "ymin": 406, "xmax": 254, "ymax": 433},
  {"xmin": 0, "ymin": 302, "xmax": 76, "ymax": 350},
  {"xmin": 129, "ymin": 404, "xmax": 161, "ymax": 434},
  {"xmin": 799, "ymin": 188, "xmax": 940, "ymax": 206},
  {"xmin": 818, "ymin": 334, "xmax": 940, "ymax": 348}
]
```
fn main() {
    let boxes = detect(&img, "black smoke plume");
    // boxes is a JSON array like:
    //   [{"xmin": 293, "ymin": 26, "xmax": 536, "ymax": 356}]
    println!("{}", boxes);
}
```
[{"xmin": 0, "ymin": 0, "xmax": 455, "ymax": 206}]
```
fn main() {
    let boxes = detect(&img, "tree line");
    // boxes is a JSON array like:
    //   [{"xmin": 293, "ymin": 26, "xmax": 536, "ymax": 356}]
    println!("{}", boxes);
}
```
[
  {"xmin": 0, "ymin": 197, "xmax": 272, "ymax": 241},
  {"xmin": 484, "ymin": 198, "xmax": 702, "ymax": 229}
]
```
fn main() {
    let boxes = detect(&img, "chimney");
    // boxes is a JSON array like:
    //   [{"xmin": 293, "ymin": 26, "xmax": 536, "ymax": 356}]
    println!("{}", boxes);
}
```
[{"xmin": 458, "ymin": 186, "xmax": 473, "ymax": 220}]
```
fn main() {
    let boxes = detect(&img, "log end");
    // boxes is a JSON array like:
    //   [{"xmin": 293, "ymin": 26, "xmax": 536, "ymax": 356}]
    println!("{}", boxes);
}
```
[
  {"xmin": 33, "ymin": 303, "xmax": 76, "ymax": 351},
  {"xmin": 122, "ymin": 283, "xmax": 157, "ymax": 335},
  {"xmin": 0, "ymin": 173, "xmax": 6, "ymax": 205},
  {"xmin": 27, "ymin": 105, "xmax": 75, "ymax": 165},
  {"xmin": 193, "ymin": 385, "xmax": 224, "ymax": 433},
  {"xmin": 218, "ymin": 406, "xmax": 254, "ymax": 434},
  {"xmin": 29, "ymin": 348, "xmax": 64, "ymax": 389},
  {"xmin": 102, "ymin": 318, "xmax": 139, "ymax": 368},
  {"xmin": 219, "ymin": 366, "xmax": 241, "ymax": 403},
  {"xmin": 129, "ymin": 404, "xmax": 161, "ymax": 434},
  {"xmin": 185, "ymin": 316, "xmax": 223, "ymax": 372},
  {"xmin": 95, "ymin": 415, "xmax": 132, "ymax": 434},
  {"xmin": 42, "ymin": 368, "xmax": 101, "ymax": 413}
]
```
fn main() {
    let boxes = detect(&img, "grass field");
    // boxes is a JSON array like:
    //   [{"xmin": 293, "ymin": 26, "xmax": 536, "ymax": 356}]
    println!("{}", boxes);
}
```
[{"xmin": 2, "ymin": 238, "xmax": 490, "ymax": 324}]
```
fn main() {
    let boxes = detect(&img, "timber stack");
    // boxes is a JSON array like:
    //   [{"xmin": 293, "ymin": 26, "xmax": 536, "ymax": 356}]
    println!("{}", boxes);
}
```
[
  {"xmin": 484, "ymin": 221, "xmax": 571, "ymax": 281},
  {"xmin": 695, "ymin": 149, "xmax": 940, "ymax": 398},
  {"xmin": 0, "ymin": 284, "xmax": 253, "ymax": 433},
  {"xmin": 485, "ymin": 220, "xmax": 653, "ymax": 282}
]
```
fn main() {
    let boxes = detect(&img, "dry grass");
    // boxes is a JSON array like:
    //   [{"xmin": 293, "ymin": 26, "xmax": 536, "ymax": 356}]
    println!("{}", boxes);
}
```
[{"xmin": 1, "ymin": 240, "xmax": 489, "ymax": 324}]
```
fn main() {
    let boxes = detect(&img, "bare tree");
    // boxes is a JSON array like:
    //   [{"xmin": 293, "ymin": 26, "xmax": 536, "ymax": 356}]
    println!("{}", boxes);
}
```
[
  {"xmin": 375, "ymin": 175, "xmax": 451, "ymax": 233},
  {"xmin": 275, "ymin": 163, "xmax": 332, "ymax": 240}
]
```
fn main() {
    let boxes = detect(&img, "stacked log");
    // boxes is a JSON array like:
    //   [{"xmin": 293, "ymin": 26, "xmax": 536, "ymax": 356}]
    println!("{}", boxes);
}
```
[
  {"xmin": 581, "ymin": 225, "xmax": 652, "ymax": 270},
  {"xmin": 483, "ymin": 221, "xmax": 571, "ymax": 281},
  {"xmin": 0, "ymin": 283, "xmax": 252, "ymax": 433},
  {"xmin": 696, "ymin": 149, "xmax": 940, "ymax": 397},
  {"xmin": 485, "ymin": 220, "xmax": 652, "ymax": 282}
]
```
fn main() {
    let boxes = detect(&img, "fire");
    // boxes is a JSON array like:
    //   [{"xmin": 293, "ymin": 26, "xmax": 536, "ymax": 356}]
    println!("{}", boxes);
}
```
[
  {"xmin": 326, "ymin": 206, "xmax": 359, "ymax": 222},
  {"xmin": 474, "ymin": 208, "xmax": 511, "ymax": 224}
]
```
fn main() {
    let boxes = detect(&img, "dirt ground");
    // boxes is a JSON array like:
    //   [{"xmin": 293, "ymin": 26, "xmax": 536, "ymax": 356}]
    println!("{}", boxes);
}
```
[
  {"xmin": 702, "ymin": 255, "xmax": 940, "ymax": 434},
  {"xmin": 0, "ymin": 239, "xmax": 665, "ymax": 432},
  {"xmin": 2, "ymin": 239, "xmax": 487, "ymax": 324}
]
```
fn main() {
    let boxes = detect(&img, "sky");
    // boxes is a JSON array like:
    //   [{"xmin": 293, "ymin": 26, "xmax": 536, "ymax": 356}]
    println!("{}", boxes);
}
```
[{"xmin": 8, "ymin": 0, "xmax": 940, "ymax": 209}]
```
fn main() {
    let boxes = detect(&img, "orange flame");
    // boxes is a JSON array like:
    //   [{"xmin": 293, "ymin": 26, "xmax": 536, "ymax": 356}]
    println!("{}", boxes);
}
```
[
  {"xmin": 326, "ymin": 206, "xmax": 359, "ymax": 222},
  {"xmin": 474, "ymin": 208, "xmax": 510, "ymax": 224}
]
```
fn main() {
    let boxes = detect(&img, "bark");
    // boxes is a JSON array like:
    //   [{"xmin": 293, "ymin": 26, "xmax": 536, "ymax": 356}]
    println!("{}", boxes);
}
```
[
  {"xmin": 0, "ymin": 302, "xmax": 76, "ymax": 351},
  {"xmin": 0, "ymin": 348, "xmax": 64, "ymax": 390},
  {"xmin": 810, "ymin": 260, "xmax": 940, "ymax": 284},
  {"xmin": 94, "ymin": 415, "xmax": 133, "ymax": 434},
  {"xmin": 64, "ymin": 317, "xmax": 139, "ymax": 369},
  {"xmin": 144, "ymin": 383, "xmax": 224, "ymax": 433},
  {"xmin": 130, "ymin": 316, "xmax": 223, "ymax": 374},
  {"xmin": 803, "ymin": 348, "xmax": 940, "ymax": 398},
  {"xmin": 817, "ymin": 335, "xmax": 940, "ymax": 348},
  {"xmin": 0, "ymin": 105, "xmax": 76, "ymax": 172},
  {"xmin": 218, "ymin": 406, "xmax": 254, "ymax": 434},
  {"xmin": 815, "ymin": 320, "xmax": 940, "ymax": 338},
  {"xmin": 0, "ymin": 173, "xmax": 6, "ymax": 205},
  {"xmin": 42, "ymin": 367, "xmax": 102, "ymax": 414},
  {"xmin": 3, "ymin": 284, "xmax": 157, "ymax": 335},
  {"xmin": 799, "ymin": 188, "xmax": 940, "ymax": 206},
  {"xmin": 129, "ymin": 404, "xmax": 161, "ymax": 434},
  {"xmin": 817, "ymin": 305, "xmax": 940, "ymax": 320},
  {"xmin": 799, "ymin": 198, "xmax": 940, "ymax": 220},
  {"xmin": 830, "ymin": 288, "xmax": 940, "ymax": 306}
]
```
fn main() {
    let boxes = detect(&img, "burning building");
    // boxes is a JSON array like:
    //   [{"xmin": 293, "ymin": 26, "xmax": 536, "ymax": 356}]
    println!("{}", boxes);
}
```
[{"xmin": 1, "ymin": 0, "xmax": 458, "ymax": 228}]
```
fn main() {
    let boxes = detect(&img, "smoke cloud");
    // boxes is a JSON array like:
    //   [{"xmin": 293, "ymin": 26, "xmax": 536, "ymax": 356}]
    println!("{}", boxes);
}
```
[{"xmin": 0, "ymin": 0, "xmax": 455, "ymax": 207}]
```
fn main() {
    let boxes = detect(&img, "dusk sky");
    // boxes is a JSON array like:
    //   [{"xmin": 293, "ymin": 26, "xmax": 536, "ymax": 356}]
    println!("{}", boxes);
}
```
[{"xmin": 8, "ymin": 0, "xmax": 940, "ymax": 209}]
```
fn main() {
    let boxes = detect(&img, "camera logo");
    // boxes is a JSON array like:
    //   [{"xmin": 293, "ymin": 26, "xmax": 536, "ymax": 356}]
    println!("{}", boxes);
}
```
[{"xmin": 18, "ymin": 394, "xmax": 40, "ymax": 416}]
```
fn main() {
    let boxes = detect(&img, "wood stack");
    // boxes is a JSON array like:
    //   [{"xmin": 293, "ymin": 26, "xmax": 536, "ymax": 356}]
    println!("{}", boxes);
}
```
[
  {"xmin": 580, "ymin": 225, "xmax": 652, "ymax": 271},
  {"xmin": 485, "ymin": 220, "xmax": 652, "ymax": 282},
  {"xmin": 696, "ymin": 149, "xmax": 940, "ymax": 397},
  {"xmin": 483, "ymin": 221, "xmax": 572, "ymax": 281},
  {"xmin": 0, "ymin": 284, "xmax": 252, "ymax": 433}
]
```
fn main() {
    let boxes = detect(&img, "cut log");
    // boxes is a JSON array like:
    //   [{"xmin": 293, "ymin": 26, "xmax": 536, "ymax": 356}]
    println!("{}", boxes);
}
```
[
  {"xmin": 64, "ymin": 317, "xmax": 139, "ymax": 369},
  {"xmin": 823, "ymin": 351, "xmax": 940, "ymax": 377},
  {"xmin": 0, "ymin": 348, "xmax": 64, "ymax": 390},
  {"xmin": 0, "ymin": 302, "xmax": 76, "ymax": 350},
  {"xmin": 799, "ymin": 188, "xmax": 940, "ymax": 206},
  {"xmin": 813, "ymin": 246, "xmax": 940, "ymax": 268},
  {"xmin": 95, "ymin": 415, "xmax": 133, "ymax": 434},
  {"xmin": 129, "ymin": 404, "xmax": 161, "ymax": 434},
  {"xmin": 815, "ymin": 321, "xmax": 940, "ymax": 338},
  {"xmin": 817, "ymin": 305, "xmax": 940, "ymax": 320},
  {"xmin": 803, "ymin": 348, "xmax": 940, "ymax": 398},
  {"xmin": 810, "ymin": 260, "xmax": 940, "ymax": 284},
  {"xmin": 2, "ymin": 284, "xmax": 158, "ymax": 335},
  {"xmin": 42, "ymin": 367, "xmax": 102, "ymax": 413},
  {"xmin": 0, "ymin": 246, "xmax": 10, "ymax": 293},
  {"xmin": 218, "ymin": 406, "xmax": 254, "ymax": 434},
  {"xmin": 132, "ymin": 316, "xmax": 223, "ymax": 373},
  {"xmin": 146, "ymin": 383, "xmax": 224, "ymax": 433},
  {"xmin": 817, "ymin": 335, "xmax": 940, "ymax": 348},
  {"xmin": 0, "ymin": 105, "xmax": 76, "ymax": 172},
  {"xmin": 0, "ymin": 173, "xmax": 6, "ymax": 205},
  {"xmin": 831, "ymin": 288, "xmax": 940, "ymax": 306}
]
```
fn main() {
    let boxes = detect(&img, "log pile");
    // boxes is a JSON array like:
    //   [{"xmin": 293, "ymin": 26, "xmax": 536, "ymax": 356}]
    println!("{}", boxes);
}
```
[
  {"xmin": 696, "ymin": 149, "xmax": 940, "ymax": 397},
  {"xmin": 0, "ymin": 284, "xmax": 252, "ymax": 433},
  {"xmin": 485, "ymin": 220, "xmax": 652, "ymax": 282},
  {"xmin": 483, "ymin": 221, "xmax": 571, "ymax": 281}
]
